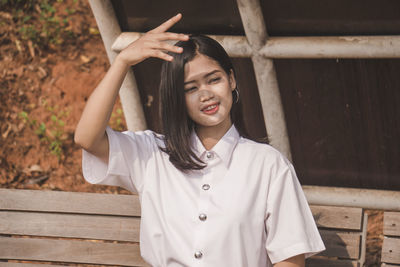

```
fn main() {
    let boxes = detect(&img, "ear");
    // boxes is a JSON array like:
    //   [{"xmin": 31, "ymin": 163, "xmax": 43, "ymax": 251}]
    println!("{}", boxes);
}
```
[{"xmin": 229, "ymin": 69, "xmax": 237, "ymax": 91}]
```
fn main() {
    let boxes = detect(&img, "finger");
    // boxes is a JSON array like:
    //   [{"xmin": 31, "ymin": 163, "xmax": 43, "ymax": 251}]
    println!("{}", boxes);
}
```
[
  {"xmin": 151, "ymin": 50, "xmax": 174, "ymax": 61},
  {"xmin": 155, "ymin": 32, "xmax": 189, "ymax": 42},
  {"xmin": 154, "ymin": 42, "xmax": 183, "ymax": 54},
  {"xmin": 149, "ymin": 13, "xmax": 182, "ymax": 34}
]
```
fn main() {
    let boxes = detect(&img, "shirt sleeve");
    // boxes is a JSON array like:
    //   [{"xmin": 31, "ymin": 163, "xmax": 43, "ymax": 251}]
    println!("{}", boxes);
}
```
[
  {"xmin": 81, "ymin": 126, "xmax": 157, "ymax": 194},
  {"xmin": 264, "ymin": 157, "xmax": 326, "ymax": 264}
]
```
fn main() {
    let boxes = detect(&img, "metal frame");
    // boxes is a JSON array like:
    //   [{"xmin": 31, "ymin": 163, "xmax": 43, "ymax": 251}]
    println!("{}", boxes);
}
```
[{"xmin": 90, "ymin": 0, "xmax": 400, "ymax": 207}]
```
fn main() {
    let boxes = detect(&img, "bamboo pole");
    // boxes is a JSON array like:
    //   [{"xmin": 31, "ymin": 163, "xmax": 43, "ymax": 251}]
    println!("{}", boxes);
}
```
[
  {"xmin": 88, "ymin": 0, "xmax": 147, "ymax": 131},
  {"xmin": 260, "ymin": 36, "xmax": 400, "ymax": 58},
  {"xmin": 111, "ymin": 33, "xmax": 253, "ymax": 58},
  {"xmin": 112, "ymin": 34, "xmax": 400, "ymax": 58},
  {"xmin": 303, "ymin": 185, "xmax": 400, "ymax": 211},
  {"xmin": 236, "ymin": 0, "xmax": 292, "ymax": 161}
]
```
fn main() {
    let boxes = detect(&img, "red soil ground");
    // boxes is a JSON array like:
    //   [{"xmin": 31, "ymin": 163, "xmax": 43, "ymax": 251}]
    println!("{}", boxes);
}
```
[{"xmin": 0, "ymin": 1, "xmax": 382, "ymax": 266}]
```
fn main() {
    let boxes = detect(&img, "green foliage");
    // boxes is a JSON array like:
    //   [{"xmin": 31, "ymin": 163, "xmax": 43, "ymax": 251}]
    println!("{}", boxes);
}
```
[
  {"xmin": 2, "ymin": 0, "xmax": 77, "ymax": 51},
  {"xmin": 19, "ymin": 101, "xmax": 69, "ymax": 161},
  {"xmin": 110, "ymin": 108, "xmax": 125, "ymax": 131}
]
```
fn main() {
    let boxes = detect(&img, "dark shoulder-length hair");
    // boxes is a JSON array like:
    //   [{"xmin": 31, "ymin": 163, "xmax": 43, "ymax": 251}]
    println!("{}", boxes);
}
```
[{"xmin": 159, "ymin": 34, "xmax": 261, "ymax": 172}]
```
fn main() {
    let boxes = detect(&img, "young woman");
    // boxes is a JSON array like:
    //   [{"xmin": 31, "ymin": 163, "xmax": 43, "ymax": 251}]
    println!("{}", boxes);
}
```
[{"xmin": 75, "ymin": 13, "xmax": 325, "ymax": 267}]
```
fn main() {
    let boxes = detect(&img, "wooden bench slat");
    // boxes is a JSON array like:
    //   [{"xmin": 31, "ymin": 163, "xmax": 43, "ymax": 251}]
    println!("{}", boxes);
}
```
[
  {"xmin": 0, "ymin": 263, "xmax": 65, "ymax": 267},
  {"xmin": 382, "ymin": 237, "xmax": 400, "ymax": 264},
  {"xmin": 306, "ymin": 258, "xmax": 358, "ymax": 267},
  {"xmin": 310, "ymin": 205, "xmax": 363, "ymax": 230},
  {"xmin": 0, "ymin": 189, "xmax": 140, "ymax": 216},
  {"xmin": 384, "ymin": 212, "xmax": 400, "ymax": 236},
  {"xmin": 381, "ymin": 264, "xmax": 400, "ymax": 267},
  {"xmin": 0, "ymin": 211, "xmax": 140, "ymax": 242},
  {"xmin": 318, "ymin": 230, "xmax": 361, "ymax": 259},
  {"xmin": 0, "ymin": 237, "xmax": 149, "ymax": 266},
  {"xmin": 0, "ymin": 189, "xmax": 371, "ymax": 266}
]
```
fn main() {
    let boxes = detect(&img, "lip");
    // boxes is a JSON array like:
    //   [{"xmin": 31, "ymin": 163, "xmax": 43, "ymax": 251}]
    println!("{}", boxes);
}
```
[{"xmin": 201, "ymin": 102, "xmax": 219, "ymax": 115}]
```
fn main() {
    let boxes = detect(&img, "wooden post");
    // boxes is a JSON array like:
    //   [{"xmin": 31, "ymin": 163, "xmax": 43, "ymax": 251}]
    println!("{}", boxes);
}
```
[
  {"xmin": 88, "ymin": 0, "xmax": 147, "ymax": 131},
  {"xmin": 236, "ymin": 0, "xmax": 292, "ymax": 160}
]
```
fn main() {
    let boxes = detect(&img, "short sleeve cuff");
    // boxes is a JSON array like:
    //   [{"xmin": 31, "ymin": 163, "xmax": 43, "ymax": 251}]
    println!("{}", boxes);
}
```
[
  {"xmin": 268, "ymin": 241, "xmax": 326, "ymax": 264},
  {"xmin": 82, "ymin": 126, "xmax": 130, "ymax": 184}
]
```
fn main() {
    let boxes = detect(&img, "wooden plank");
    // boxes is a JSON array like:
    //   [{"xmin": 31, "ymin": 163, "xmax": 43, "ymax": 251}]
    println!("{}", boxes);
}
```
[
  {"xmin": 318, "ymin": 230, "xmax": 361, "ymax": 259},
  {"xmin": 381, "ymin": 264, "xmax": 400, "ymax": 267},
  {"xmin": 310, "ymin": 205, "xmax": 363, "ymax": 230},
  {"xmin": 0, "ymin": 211, "xmax": 140, "ymax": 242},
  {"xmin": 306, "ymin": 258, "xmax": 358, "ymax": 267},
  {"xmin": 0, "ymin": 237, "xmax": 149, "ymax": 266},
  {"xmin": 0, "ymin": 189, "xmax": 140, "ymax": 216},
  {"xmin": 382, "ymin": 237, "xmax": 400, "ymax": 264},
  {"xmin": 384, "ymin": 212, "xmax": 400, "ymax": 236},
  {"xmin": 0, "ymin": 263, "xmax": 62, "ymax": 267}
]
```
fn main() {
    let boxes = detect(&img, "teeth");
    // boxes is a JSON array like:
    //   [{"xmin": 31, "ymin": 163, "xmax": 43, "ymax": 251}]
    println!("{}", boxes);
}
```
[{"xmin": 204, "ymin": 104, "xmax": 217, "ymax": 111}]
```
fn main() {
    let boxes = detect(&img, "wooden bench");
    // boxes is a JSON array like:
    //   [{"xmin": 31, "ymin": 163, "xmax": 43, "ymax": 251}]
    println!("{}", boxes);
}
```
[
  {"xmin": 0, "ymin": 188, "xmax": 149, "ymax": 266},
  {"xmin": 307, "ymin": 205, "xmax": 368, "ymax": 267},
  {"xmin": 0, "ymin": 188, "xmax": 367, "ymax": 266},
  {"xmin": 381, "ymin": 211, "xmax": 400, "ymax": 266}
]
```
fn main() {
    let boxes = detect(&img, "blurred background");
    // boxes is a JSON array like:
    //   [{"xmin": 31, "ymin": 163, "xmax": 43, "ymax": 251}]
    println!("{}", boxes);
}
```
[{"xmin": 1, "ymin": 0, "xmax": 399, "ymax": 265}]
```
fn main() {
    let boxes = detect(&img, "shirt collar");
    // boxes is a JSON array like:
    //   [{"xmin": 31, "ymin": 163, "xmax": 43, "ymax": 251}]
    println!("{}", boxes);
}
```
[{"xmin": 190, "ymin": 124, "xmax": 240, "ymax": 167}]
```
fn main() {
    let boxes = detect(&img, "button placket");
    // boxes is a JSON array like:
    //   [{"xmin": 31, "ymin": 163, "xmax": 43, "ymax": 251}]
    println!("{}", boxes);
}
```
[{"xmin": 192, "ymin": 167, "xmax": 213, "ymax": 264}]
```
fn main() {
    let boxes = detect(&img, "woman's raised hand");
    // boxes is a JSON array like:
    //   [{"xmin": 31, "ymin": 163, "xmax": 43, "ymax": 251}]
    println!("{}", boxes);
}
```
[{"xmin": 117, "ymin": 13, "xmax": 189, "ymax": 66}]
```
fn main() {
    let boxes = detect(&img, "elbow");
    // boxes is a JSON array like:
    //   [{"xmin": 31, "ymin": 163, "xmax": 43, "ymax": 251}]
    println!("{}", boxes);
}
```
[
  {"xmin": 74, "ymin": 130, "xmax": 93, "ymax": 151},
  {"xmin": 74, "ymin": 128, "xmax": 106, "ymax": 152},
  {"xmin": 74, "ymin": 131, "xmax": 85, "ymax": 149}
]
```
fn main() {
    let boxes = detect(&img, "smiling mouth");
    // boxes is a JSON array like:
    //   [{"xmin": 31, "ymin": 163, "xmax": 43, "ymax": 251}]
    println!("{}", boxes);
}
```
[{"xmin": 202, "ymin": 103, "xmax": 219, "ymax": 114}]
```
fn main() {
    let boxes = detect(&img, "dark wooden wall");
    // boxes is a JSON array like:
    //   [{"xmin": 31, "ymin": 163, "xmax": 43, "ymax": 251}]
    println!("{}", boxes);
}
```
[{"xmin": 111, "ymin": 0, "xmax": 400, "ymax": 190}]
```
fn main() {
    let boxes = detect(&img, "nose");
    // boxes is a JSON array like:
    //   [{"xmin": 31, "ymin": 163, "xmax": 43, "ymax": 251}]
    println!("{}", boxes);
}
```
[{"xmin": 199, "ymin": 86, "xmax": 214, "ymax": 102}]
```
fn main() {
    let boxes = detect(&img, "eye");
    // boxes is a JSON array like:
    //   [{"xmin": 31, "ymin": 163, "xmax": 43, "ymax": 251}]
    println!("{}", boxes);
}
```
[
  {"xmin": 184, "ymin": 86, "xmax": 197, "ymax": 93},
  {"xmin": 209, "ymin": 77, "xmax": 221, "ymax": 83}
]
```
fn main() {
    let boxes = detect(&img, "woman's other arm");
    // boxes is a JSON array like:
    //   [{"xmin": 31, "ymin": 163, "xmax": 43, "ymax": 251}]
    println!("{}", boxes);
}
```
[
  {"xmin": 74, "ymin": 55, "xmax": 129, "ymax": 162},
  {"xmin": 274, "ymin": 254, "xmax": 305, "ymax": 267},
  {"xmin": 74, "ymin": 14, "xmax": 188, "ymax": 162}
]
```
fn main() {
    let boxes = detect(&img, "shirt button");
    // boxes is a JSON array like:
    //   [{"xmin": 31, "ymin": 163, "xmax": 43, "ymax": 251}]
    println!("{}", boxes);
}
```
[
  {"xmin": 194, "ymin": 251, "xmax": 203, "ymax": 259},
  {"xmin": 199, "ymin": 213, "xmax": 207, "ymax": 221},
  {"xmin": 206, "ymin": 151, "xmax": 213, "ymax": 159},
  {"xmin": 202, "ymin": 184, "xmax": 210, "ymax": 190}
]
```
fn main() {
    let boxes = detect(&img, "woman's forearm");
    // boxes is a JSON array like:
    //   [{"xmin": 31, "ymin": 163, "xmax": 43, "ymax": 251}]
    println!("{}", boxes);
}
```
[
  {"xmin": 74, "ymin": 14, "xmax": 187, "ymax": 158},
  {"xmin": 274, "ymin": 254, "xmax": 305, "ymax": 267},
  {"xmin": 74, "ymin": 54, "xmax": 129, "ymax": 150}
]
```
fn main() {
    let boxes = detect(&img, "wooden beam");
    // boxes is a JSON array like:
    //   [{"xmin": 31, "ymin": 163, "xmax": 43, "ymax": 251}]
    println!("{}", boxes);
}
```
[
  {"xmin": 236, "ymin": 0, "xmax": 292, "ymax": 160},
  {"xmin": 88, "ymin": 0, "xmax": 147, "ymax": 131},
  {"xmin": 304, "ymin": 185, "xmax": 400, "ymax": 211},
  {"xmin": 112, "ymin": 33, "xmax": 253, "ymax": 58},
  {"xmin": 260, "ymin": 36, "xmax": 400, "ymax": 58},
  {"xmin": 113, "ymin": 34, "xmax": 400, "ymax": 59}
]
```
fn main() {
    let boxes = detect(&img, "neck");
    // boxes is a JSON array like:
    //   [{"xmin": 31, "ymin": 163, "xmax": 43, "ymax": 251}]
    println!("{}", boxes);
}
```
[{"xmin": 196, "ymin": 120, "xmax": 232, "ymax": 151}]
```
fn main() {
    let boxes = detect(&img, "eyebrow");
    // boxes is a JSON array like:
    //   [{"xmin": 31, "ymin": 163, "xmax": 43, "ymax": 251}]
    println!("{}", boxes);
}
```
[{"xmin": 184, "ymin": 70, "xmax": 222, "ymax": 85}]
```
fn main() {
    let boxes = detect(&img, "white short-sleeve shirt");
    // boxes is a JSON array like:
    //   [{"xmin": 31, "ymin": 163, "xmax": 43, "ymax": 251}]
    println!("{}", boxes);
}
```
[{"xmin": 82, "ymin": 124, "xmax": 325, "ymax": 267}]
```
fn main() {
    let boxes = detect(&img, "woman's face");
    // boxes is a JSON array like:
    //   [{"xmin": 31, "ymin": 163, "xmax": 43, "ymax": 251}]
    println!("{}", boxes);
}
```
[{"xmin": 183, "ymin": 53, "xmax": 236, "ymax": 133}]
